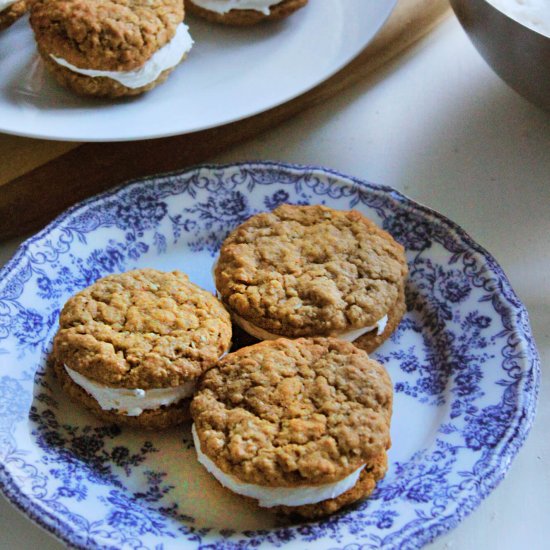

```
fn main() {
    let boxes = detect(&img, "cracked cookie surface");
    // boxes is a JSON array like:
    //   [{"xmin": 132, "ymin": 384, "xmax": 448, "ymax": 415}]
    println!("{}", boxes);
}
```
[
  {"xmin": 191, "ymin": 337, "xmax": 392, "ymax": 488},
  {"xmin": 53, "ymin": 269, "xmax": 232, "ymax": 389},
  {"xmin": 215, "ymin": 204, "xmax": 408, "ymax": 340},
  {"xmin": 185, "ymin": 0, "xmax": 307, "ymax": 26}
]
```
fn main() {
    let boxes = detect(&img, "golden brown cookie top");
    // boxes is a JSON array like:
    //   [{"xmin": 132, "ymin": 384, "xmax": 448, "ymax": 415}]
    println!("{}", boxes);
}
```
[
  {"xmin": 53, "ymin": 269, "xmax": 232, "ymax": 389},
  {"xmin": 30, "ymin": 0, "xmax": 183, "ymax": 71},
  {"xmin": 215, "ymin": 204, "xmax": 408, "ymax": 337},
  {"xmin": 191, "ymin": 337, "xmax": 393, "ymax": 487}
]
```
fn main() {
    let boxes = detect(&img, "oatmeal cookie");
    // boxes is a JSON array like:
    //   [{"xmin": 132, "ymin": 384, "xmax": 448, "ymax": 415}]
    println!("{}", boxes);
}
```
[
  {"xmin": 0, "ymin": 1, "xmax": 26, "ymax": 31},
  {"xmin": 29, "ymin": 0, "xmax": 193, "ymax": 97},
  {"xmin": 191, "ymin": 337, "xmax": 392, "ymax": 517},
  {"xmin": 185, "ymin": 0, "xmax": 307, "ymax": 26},
  {"xmin": 215, "ymin": 204, "xmax": 408, "ymax": 353},
  {"xmin": 277, "ymin": 453, "xmax": 388, "ymax": 519},
  {"xmin": 53, "ymin": 269, "xmax": 232, "ymax": 429}
]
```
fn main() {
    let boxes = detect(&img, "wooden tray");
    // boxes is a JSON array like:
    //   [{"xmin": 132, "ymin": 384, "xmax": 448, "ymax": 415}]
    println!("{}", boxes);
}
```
[{"xmin": 0, "ymin": 0, "xmax": 450, "ymax": 241}]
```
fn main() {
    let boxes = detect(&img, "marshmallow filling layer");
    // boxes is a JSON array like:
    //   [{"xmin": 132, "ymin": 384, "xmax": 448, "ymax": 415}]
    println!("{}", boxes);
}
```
[
  {"xmin": 233, "ymin": 311, "xmax": 389, "ymax": 342},
  {"xmin": 50, "ymin": 23, "xmax": 194, "ymax": 89},
  {"xmin": 189, "ymin": 0, "xmax": 283, "ymax": 15},
  {"xmin": 65, "ymin": 365, "xmax": 196, "ymax": 416},
  {"xmin": 192, "ymin": 424, "xmax": 365, "ymax": 507},
  {"xmin": 488, "ymin": 0, "xmax": 550, "ymax": 37}
]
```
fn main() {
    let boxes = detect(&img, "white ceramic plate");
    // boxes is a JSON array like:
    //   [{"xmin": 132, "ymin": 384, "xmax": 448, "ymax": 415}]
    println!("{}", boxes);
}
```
[
  {"xmin": 0, "ymin": 1, "xmax": 396, "ymax": 142},
  {"xmin": 0, "ymin": 163, "xmax": 539, "ymax": 549}
]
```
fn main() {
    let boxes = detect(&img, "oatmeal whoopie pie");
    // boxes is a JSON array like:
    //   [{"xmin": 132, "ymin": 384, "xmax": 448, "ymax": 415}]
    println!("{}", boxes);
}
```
[
  {"xmin": 191, "ymin": 337, "xmax": 393, "ymax": 518},
  {"xmin": 29, "ymin": 0, "xmax": 194, "ymax": 98},
  {"xmin": 214, "ymin": 204, "xmax": 408, "ymax": 354},
  {"xmin": 52, "ymin": 269, "xmax": 232, "ymax": 430},
  {"xmin": 0, "ymin": 0, "xmax": 26, "ymax": 31},
  {"xmin": 185, "ymin": 0, "xmax": 308, "ymax": 26}
]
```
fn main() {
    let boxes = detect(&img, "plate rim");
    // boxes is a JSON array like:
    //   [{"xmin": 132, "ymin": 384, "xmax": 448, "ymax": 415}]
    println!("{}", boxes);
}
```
[
  {"xmin": 0, "ymin": 0, "xmax": 397, "ymax": 142},
  {"xmin": 0, "ymin": 160, "xmax": 540, "ymax": 549}
]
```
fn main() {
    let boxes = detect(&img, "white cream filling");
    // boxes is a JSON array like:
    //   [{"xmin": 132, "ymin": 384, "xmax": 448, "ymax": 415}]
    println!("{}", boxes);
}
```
[
  {"xmin": 64, "ymin": 365, "xmax": 196, "ymax": 416},
  {"xmin": 0, "ymin": 0, "xmax": 17, "ymax": 11},
  {"xmin": 189, "ymin": 0, "xmax": 283, "ymax": 15},
  {"xmin": 338, "ymin": 315, "xmax": 389, "ymax": 342},
  {"xmin": 233, "ymin": 311, "xmax": 389, "ymax": 342},
  {"xmin": 192, "ymin": 424, "xmax": 365, "ymax": 507},
  {"xmin": 488, "ymin": 0, "xmax": 550, "ymax": 37},
  {"xmin": 50, "ymin": 23, "xmax": 194, "ymax": 89}
]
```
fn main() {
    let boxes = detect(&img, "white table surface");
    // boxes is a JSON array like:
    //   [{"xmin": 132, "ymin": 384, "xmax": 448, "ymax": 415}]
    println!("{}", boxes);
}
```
[{"xmin": 1, "ymin": 13, "xmax": 548, "ymax": 550}]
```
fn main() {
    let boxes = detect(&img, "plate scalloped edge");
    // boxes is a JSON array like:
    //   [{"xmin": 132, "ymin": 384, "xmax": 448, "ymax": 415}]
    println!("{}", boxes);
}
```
[{"xmin": 0, "ymin": 161, "xmax": 540, "ymax": 550}]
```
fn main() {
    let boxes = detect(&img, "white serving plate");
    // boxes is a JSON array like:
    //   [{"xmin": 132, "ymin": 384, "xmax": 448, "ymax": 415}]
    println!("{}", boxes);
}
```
[{"xmin": 0, "ymin": 1, "xmax": 396, "ymax": 141}]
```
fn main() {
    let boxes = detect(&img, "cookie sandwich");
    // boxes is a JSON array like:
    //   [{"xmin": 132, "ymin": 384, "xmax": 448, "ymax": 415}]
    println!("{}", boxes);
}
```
[
  {"xmin": 0, "ymin": 0, "xmax": 26, "ymax": 31},
  {"xmin": 52, "ymin": 269, "xmax": 232, "ymax": 430},
  {"xmin": 185, "ymin": 0, "xmax": 308, "ymax": 26},
  {"xmin": 30, "ymin": 0, "xmax": 194, "ymax": 98},
  {"xmin": 191, "ymin": 337, "xmax": 392, "ymax": 518},
  {"xmin": 215, "ymin": 204, "xmax": 408, "ymax": 353}
]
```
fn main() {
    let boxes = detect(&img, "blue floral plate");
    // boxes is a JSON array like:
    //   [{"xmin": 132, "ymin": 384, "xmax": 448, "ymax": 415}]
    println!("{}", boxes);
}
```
[{"xmin": 0, "ymin": 162, "xmax": 539, "ymax": 549}]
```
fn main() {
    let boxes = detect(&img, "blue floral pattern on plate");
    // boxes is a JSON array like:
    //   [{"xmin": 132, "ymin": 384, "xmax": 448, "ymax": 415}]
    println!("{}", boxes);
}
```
[{"xmin": 0, "ymin": 162, "xmax": 539, "ymax": 549}]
